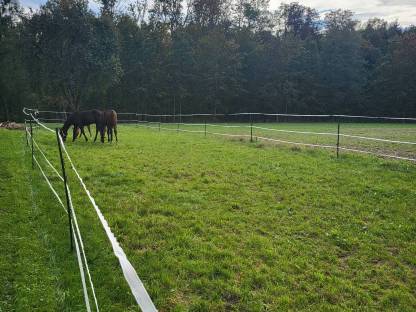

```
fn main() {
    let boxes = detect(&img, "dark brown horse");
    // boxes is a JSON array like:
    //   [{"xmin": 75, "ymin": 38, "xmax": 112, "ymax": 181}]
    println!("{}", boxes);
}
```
[{"xmin": 60, "ymin": 110, "xmax": 105, "ymax": 143}]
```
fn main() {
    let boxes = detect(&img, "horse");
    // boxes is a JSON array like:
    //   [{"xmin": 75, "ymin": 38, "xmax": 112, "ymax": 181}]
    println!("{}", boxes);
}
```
[
  {"xmin": 74, "ymin": 125, "xmax": 91, "ymax": 139},
  {"xmin": 93, "ymin": 110, "xmax": 117, "ymax": 142},
  {"xmin": 60, "ymin": 110, "xmax": 105, "ymax": 143},
  {"xmin": 104, "ymin": 110, "xmax": 118, "ymax": 142}
]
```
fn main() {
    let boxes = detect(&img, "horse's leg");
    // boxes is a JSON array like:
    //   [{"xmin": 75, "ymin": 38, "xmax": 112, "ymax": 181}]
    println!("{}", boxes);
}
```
[
  {"xmin": 110, "ymin": 127, "xmax": 113, "ymax": 142},
  {"xmin": 100, "ymin": 126, "xmax": 105, "ymax": 143},
  {"xmin": 87, "ymin": 125, "xmax": 91, "ymax": 137},
  {"xmin": 72, "ymin": 126, "xmax": 77, "ymax": 142},
  {"xmin": 81, "ymin": 127, "xmax": 88, "ymax": 141},
  {"xmin": 94, "ymin": 125, "xmax": 99, "ymax": 142},
  {"xmin": 107, "ymin": 126, "xmax": 110, "ymax": 142},
  {"xmin": 114, "ymin": 125, "xmax": 118, "ymax": 142}
]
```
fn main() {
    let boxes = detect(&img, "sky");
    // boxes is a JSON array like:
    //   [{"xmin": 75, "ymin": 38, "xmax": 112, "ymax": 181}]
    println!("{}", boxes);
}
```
[
  {"xmin": 271, "ymin": 0, "xmax": 416, "ymax": 26},
  {"xmin": 19, "ymin": 0, "xmax": 416, "ymax": 27}
]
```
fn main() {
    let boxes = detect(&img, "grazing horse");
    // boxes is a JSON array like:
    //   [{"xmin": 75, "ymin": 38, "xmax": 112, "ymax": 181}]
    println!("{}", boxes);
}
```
[
  {"xmin": 74, "ymin": 125, "xmax": 91, "ymax": 139},
  {"xmin": 60, "ymin": 110, "xmax": 105, "ymax": 143}
]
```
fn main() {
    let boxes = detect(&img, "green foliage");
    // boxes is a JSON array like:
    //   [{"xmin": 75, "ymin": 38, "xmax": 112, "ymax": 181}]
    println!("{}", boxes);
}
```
[
  {"xmin": 21, "ymin": 0, "xmax": 121, "ymax": 111},
  {"xmin": 0, "ymin": 0, "xmax": 30, "ymax": 121},
  {"xmin": 1, "ymin": 0, "xmax": 416, "ymax": 120}
]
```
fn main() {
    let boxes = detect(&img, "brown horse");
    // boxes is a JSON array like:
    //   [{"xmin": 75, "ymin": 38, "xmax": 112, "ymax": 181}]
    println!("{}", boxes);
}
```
[
  {"xmin": 60, "ymin": 110, "xmax": 105, "ymax": 143},
  {"xmin": 105, "ymin": 110, "xmax": 118, "ymax": 142},
  {"xmin": 92, "ymin": 109, "xmax": 118, "ymax": 142}
]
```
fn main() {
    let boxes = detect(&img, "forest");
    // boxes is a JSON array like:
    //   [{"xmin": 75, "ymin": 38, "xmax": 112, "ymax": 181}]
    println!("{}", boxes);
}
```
[{"xmin": 1, "ymin": 0, "xmax": 415, "ymax": 120}]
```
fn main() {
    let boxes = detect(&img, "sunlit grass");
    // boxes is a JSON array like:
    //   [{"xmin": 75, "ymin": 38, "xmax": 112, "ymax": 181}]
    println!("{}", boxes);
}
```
[{"xmin": 1, "ymin": 125, "xmax": 416, "ymax": 311}]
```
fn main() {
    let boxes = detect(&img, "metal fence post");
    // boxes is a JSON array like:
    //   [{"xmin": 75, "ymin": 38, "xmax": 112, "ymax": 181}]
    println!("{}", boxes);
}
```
[
  {"xmin": 55, "ymin": 128, "xmax": 74, "ymax": 251},
  {"xmin": 30, "ymin": 119, "xmax": 34, "ymax": 168},
  {"xmin": 336, "ymin": 120, "xmax": 341, "ymax": 158},
  {"xmin": 25, "ymin": 120, "xmax": 28, "ymax": 146},
  {"xmin": 204, "ymin": 119, "xmax": 207, "ymax": 137},
  {"xmin": 250, "ymin": 114, "xmax": 253, "ymax": 143}
]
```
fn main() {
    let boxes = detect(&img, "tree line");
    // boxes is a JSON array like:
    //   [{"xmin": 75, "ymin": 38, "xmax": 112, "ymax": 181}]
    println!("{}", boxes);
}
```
[{"xmin": 1, "ymin": 0, "xmax": 415, "ymax": 121}]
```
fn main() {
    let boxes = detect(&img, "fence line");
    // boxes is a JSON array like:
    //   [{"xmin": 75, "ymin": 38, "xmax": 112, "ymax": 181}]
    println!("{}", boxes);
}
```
[
  {"xmin": 134, "ymin": 117, "xmax": 416, "ymax": 162},
  {"xmin": 32, "ymin": 154, "xmax": 93, "ymax": 312},
  {"xmin": 28, "ymin": 126, "xmax": 99, "ymax": 311},
  {"xmin": 67, "ymin": 185, "xmax": 100, "ymax": 312},
  {"xmin": 338, "ymin": 146, "xmax": 416, "ymax": 162},
  {"xmin": 31, "ymin": 137, "xmax": 64, "ymax": 181},
  {"xmin": 142, "ymin": 121, "xmax": 416, "ymax": 146},
  {"xmin": 57, "ymin": 132, "xmax": 157, "ymax": 312},
  {"xmin": 255, "ymin": 136, "xmax": 337, "ymax": 150},
  {"xmin": 252, "ymin": 125, "xmax": 337, "ymax": 137},
  {"xmin": 25, "ymin": 107, "xmax": 416, "ymax": 121},
  {"xmin": 338, "ymin": 133, "xmax": 416, "ymax": 145},
  {"xmin": 24, "ymin": 109, "xmax": 157, "ymax": 312},
  {"xmin": 26, "ymin": 108, "xmax": 416, "ymax": 162},
  {"xmin": 147, "ymin": 121, "xmax": 416, "ymax": 147}
]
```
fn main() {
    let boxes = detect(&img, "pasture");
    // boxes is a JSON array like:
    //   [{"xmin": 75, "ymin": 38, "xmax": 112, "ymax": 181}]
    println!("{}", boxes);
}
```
[{"xmin": 1, "ymin": 123, "xmax": 416, "ymax": 311}]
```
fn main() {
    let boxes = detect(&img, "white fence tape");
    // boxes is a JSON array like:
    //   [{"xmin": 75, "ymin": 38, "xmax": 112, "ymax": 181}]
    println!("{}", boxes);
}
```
[
  {"xmin": 67, "ymin": 185, "xmax": 100, "ymax": 312},
  {"xmin": 29, "ymin": 107, "xmax": 415, "ymax": 162},
  {"xmin": 57, "ymin": 134, "xmax": 157, "ymax": 312},
  {"xmin": 252, "ymin": 125, "xmax": 337, "ymax": 137},
  {"xmin": 33, "ymin": 155, "xmax": 93, "ymax": 312},
  {"xmin": 28, "ymin": 131, "xmax": 64, "ymax": 181},
  {"xmin": 338, "ymin": 147, "xmax": 416, "ymax": 161},
  {"xmin": 256, "ymin": 136, "xmax": 336, "ymax": 150},
  {"xmin": 25, "ymin": 107, "xmax": 416, "ymax": 121},
  {"xmin": 29, "ymin": 126, "xmax": 99, "ymax": 311},
  {"xmin": 25, "ymin": 116, "xmax": 156, "ymax": 311}
]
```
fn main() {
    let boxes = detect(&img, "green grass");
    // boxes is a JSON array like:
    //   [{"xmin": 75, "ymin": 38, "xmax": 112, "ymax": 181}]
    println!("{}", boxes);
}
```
[
  {"xmin": 1, "ymin": 124, "xmax": 416, "ymax": 311},
  {"xmin": 147, "ymin": 122, "xmax": 416, "ymax": 158}
]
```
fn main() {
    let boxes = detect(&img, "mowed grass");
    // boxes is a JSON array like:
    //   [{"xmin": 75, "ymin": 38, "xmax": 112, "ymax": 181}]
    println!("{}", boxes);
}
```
[
  {"xmin": 2, "ymin": 124, "xmax": 416, "ymax": 311},
  {"xmin": 0, "ymin": 129, "xmax": 136, "ymax": 311},
  {"xmin": 146, "ymin": 122, "xmax": 416, "ymax": 158}
]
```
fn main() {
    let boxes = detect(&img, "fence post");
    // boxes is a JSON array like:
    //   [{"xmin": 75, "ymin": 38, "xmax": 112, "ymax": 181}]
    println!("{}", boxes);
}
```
[
  {"xmin": 25, "ymin": 120, "xmax": 28, "ymax": 146},
  {"xmin": 250, "ymin": 114, "xmax": 253, "ymax": 143},
  {"xmin": 159, "ymin": 117, "xmax": 161, "ymax": 132},
  {"xmin": 177, "ymin": 121, "xmax": 179, "ymax": 132},
  {"xmin": 55, "ymin": 128, "xmax": 74, "ymax": 252},
  {"xmin": 30, "ymin": 119, "xmax": 34, "ymax": 169},
  {"xmin": 204, "ymin": 119, "xmax": 207, "ymax": 137},
  {"xmin": 336, "ymin": 120, "xmax": 341, "ymax": 158}
]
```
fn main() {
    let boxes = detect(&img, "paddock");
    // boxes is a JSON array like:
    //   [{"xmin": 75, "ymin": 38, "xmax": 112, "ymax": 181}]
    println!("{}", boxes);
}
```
[{"xmin": 4, "ymin": 109, "xmax": 414, "ymax": 311}]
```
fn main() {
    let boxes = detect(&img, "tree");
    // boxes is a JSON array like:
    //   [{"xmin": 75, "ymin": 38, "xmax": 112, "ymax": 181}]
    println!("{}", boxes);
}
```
[
  {"xmin": 23, "ymin": 0, "xmax": 121, "ymax": 111},
  {"xmin": 319, "ymin": 11, "xmax": 364, "ymax": 113},
  {"xmin": 324, "ymin": 9, "xmax": 357, "ymax": 32},
  {"xmin": 0, "ymin": 0, "xmax": 30, "ymax": 121},
  {"xmin": 278, "ymin": 2, "xmax": 319, "ymax": 39},
  {"xmin": 367, "ymin": 32, "xmax": 416, "ymax": 116}
]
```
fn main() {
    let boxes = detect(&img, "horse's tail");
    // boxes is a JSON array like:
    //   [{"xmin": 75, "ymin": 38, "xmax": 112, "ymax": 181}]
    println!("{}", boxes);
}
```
[{"xmin": 108, "ymin": 110, "xmax": 117, "ymax": 127}]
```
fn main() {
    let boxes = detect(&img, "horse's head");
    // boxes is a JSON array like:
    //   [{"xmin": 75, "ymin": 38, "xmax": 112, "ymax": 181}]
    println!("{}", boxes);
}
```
[{"xmin": 59, "ymin": 127, "xmax": 68, "ymax": 142}]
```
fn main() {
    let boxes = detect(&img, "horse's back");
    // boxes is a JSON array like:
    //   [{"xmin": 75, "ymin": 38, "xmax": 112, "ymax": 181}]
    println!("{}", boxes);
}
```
[{"xmin": 104, "ymin": 110, "xmax": 117, "ymax": 127}]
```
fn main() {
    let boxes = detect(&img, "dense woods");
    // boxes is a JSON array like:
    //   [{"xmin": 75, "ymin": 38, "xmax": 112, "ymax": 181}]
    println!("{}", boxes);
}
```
[{"xmin": 1, "ymin": 0, "xmax": 415, "ymax": 120}]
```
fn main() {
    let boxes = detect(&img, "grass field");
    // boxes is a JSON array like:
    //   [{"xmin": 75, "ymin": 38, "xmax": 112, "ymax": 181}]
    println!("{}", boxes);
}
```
[
  {"xmin": 1, "ymin": 123, "xmax": 416, "ymax": 311},
  {"xmin": 142, "ymin": 122, "xmax": 416, "ymax": 159}
]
